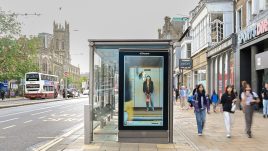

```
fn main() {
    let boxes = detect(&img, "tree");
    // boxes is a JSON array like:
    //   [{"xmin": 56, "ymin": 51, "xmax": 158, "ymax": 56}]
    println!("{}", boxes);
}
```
[
  {"xmin": 0, "ymin": 37, "xmax": 40, "ymax": 81},
  {"xmin": 0, "ymin": 9, "xmax": 21, "ymax": 37},
  {"xmin": 0, "ymin": 9, "xmax": 40, "ymax": 81}
]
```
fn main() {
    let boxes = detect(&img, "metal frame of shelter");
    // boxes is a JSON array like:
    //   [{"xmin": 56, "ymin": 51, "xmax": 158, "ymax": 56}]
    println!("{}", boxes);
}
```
[{"xmin": 85, "ymin": 39, "xmax": 174, "ymax": 144}]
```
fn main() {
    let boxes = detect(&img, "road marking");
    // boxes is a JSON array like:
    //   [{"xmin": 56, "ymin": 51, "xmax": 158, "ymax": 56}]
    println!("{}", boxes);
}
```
[
  {"xmin": 0, "ymin": 104, "xmax": 72, "ymax": 118},
  {"xmin": 32, "ymin": 110, "xmax": 52, "ymax": 116},
  {"xmin": 37, "ymin": 137, "xmax": 57, "ymax": 139},
  {"xmin": 24, "ymin": 120, "xmax": 33, "ymax": 123},
  {"xmin": 0, "ymin": 118, "xmax": 19, "ymax": 123},
  {"xmin": 2, "ymin": 125, "xmax": 16, "ymax": 130},
  {"xmin": 43, "ymin": 118, "xmax": 63, "ymax": 122},
  {"xmin": 33, "ymin": 123, "xmax": 83, "ymax": 151},
  {"xmin": 0, "ymin": 136, "xmax": 6, "ymax": 139},
  {"xmin": 59, "ymin": 111, "xmax": 64, "ymax": 113},
  {"xmin": 38, "ymin": 116, "xmax": 46, "ymax": 119}
]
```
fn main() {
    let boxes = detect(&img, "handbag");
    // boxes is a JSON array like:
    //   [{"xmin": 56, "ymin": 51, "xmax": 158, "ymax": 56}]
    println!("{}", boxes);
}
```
[
  {"xmin": 231, "ymin": 102, "xmax": 236, "ymax": 112},
  {"xmin": 146, "ymin": 94, "xmax": 150, "ymax": 103}
]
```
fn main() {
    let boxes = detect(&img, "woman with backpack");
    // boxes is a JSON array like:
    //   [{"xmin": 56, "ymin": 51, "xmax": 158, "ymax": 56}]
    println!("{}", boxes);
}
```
[
  {"xmin": 220, "ymin": 85, "xmax": 237, "ymax": 138},
  {"xmin": 211, "ymin": 90, "xmax": 219, "ymax": 112},
  {"xmin": 241, "ymin": 83, "xmax": 260, "ymax": 138},
  {"xmin": 192, "ymin": 84, "xmax": 210, "ymax": 136}
]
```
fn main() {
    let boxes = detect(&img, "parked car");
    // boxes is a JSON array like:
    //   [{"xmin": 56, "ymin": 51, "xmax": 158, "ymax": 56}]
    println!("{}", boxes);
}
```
[
  {"xmin": 67, "ymin": 89, "xmax": 74, "ymax": 98},
  {"xmin": 83, "ymin": 89, "xmax": 89, "ymax": 95}
]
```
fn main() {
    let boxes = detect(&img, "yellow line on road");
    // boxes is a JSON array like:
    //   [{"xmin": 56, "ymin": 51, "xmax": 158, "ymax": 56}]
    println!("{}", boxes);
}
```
[
  {"xmin": 33, "ymin": 123, "xmax": 83, "ymax": 151},
  {"xmin": 2, "ymin": 125, "xmax": 16, "ymax": 130}
]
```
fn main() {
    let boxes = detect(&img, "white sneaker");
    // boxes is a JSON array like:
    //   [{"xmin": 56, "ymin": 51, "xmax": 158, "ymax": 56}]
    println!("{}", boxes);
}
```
[
  {"xmin": 226, "ymin": 134, "xmax": 231, "ymax": 138},
  {"xmin": 198, "ymin": 133, "xmax": 202, "ymax": 136}
]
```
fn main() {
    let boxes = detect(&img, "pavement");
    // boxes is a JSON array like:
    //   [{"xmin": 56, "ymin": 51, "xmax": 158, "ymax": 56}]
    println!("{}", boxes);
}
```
[
  {"xmin": 0, "ymin": 96, "xmax": 87, "ymax": 151},
  {"xmin": 0, "ymin": 96, "xmax": 66, "ymax": 109},
  {"xmin": 47, "ymin": 102, "xmax": 268, "ymax": 151}
]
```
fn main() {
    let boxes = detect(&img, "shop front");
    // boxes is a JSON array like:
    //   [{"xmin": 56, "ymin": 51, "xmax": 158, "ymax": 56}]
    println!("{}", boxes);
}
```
[
  {"xmin": 207, "ymin": 34, "xmax": 236, "ymax": 97},
  {"xmin": 192, "ymin": 50, "xmax": 207, "ymax": 92},
  {"xmin": 237, "ymin": 11, "xmax": 268, "ymax": 95}
]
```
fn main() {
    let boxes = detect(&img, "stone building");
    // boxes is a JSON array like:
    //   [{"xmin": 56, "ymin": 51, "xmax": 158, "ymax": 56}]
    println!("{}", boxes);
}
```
[
  {"xmin": 158, "ymin": 16, "xmax": 184, "ymax": 41},
  {"xmin": 37, "ymin": 21, "xmax": 80, "ymax": 89}
]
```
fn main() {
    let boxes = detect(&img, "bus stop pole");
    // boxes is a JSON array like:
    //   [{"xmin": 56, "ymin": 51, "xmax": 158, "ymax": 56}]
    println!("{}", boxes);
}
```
[
  {"xmin": 85, "ymin": 42, "xmax": 94, "ymax": 144},
  {"xmin": 169, "ymin": 43, "xmax": 174, "ymax": 143}
]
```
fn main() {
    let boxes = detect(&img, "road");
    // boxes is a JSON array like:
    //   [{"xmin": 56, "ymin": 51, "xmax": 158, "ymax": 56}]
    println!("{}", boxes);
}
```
[{"xmin": 0, "ymin": 95, "xmax": 88, "ymax": 151}]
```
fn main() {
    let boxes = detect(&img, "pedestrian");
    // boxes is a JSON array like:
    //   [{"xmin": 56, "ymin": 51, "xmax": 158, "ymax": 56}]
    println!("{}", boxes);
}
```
[
  {"xmin": 239, "ymin": 81, "xmax": 247, "ymax": 110},
  {"xmin": 211, "ymin": 90, "xmax": 219, "ymax": 112},
  {"xmin": 220, "ymin": 85, "xmax": 237, "ymax": 138},
  {"xmin": 192, "ymin": 84, "xmax": 198, "ymax": 96},
  {"xmin": 241, "ymin": 83, "xmax": 260, "ymax": 138},
  {"xmin": 192, "ymin": 84, "xmax": 210, "ymax": 136},
  {"xmin": 0, "ymin": 89, "xmax": 5, "ymax": 101},
  {"xmin": 175, "ymin": 88, "xmax": 179, "ymax": 102},
  {"xmin": 180, "ymin": 86, "xmax": 187, "ymax": 109},
  {"xmin": 261, "ymin": 82, "xmax": 268, "ymax": 118}
]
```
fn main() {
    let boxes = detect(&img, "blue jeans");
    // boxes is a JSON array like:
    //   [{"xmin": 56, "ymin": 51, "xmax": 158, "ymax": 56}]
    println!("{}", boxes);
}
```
[
  {"xmin": 195, "ymin": 109, "xmax": 206, "ymax": 134},
  {"xmin": 146, "ymin": 94, "xmax": 154, "ymax": 111},
  {"xmin": 263, "ymin": 99, "xmax": 268, "ymax": 116}
]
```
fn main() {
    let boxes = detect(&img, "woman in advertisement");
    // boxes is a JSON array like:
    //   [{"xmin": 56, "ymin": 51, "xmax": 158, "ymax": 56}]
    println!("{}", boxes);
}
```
[
  {"xmin": 143, "ymin": 75, "xmax": 154, "ymax": 112},
  {"xmin": 192, "ymin": 84, "xmax": 210, "ymax": 136}
]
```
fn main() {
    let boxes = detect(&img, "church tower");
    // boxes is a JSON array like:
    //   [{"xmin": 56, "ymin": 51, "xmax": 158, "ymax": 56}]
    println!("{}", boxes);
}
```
[{"xmin": 53, "ymin": 21, "xmax": 71, "ymax": 64}]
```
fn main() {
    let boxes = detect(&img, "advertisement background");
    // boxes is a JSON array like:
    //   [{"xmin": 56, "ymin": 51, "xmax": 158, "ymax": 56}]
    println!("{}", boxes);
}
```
[{"xmin": 129, "ymin": 67, "xmax": 163, "ymax": 108}]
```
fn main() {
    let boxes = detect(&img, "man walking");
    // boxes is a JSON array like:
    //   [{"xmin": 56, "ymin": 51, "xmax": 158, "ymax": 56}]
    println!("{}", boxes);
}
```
[
  {"xmin": 180, "ymin": 86, "xmax": 187, "ymax": 109},
  {"xmin": 262, "ymin": 82, "xmax": 268, "ymax": 118},
  {"xmin": 0, "ymin": 89, "xmax": 5, "ymax": 101}
]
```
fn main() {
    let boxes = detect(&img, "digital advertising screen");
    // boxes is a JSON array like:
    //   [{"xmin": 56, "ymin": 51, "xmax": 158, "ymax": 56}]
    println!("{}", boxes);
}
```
[{"xmin": 119, "ymin": 50, "xmax": 168, "ymax": 130}]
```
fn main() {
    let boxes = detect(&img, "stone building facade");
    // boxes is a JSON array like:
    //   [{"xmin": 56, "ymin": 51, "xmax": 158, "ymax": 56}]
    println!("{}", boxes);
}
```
[
  {"xmin": 37, "ymin": 21, "xmax": 80, "ymax": 89},
  {"xmin": 158, "ymin": 16, "xmax": 184, "ymax": 41}
]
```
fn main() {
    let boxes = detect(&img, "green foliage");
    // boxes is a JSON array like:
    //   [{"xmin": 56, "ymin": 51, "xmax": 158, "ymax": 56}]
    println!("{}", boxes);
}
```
[
  {"xmin": 0, "ymin": 37, "xmax": 40, "ymax": 81},
  {"xmin": 0, "ymin": 9, "xmax": 21, "ymax": 37},
  {"xmin": 0, "ymin": 9, "xmax": 40, "ymax": 81}
]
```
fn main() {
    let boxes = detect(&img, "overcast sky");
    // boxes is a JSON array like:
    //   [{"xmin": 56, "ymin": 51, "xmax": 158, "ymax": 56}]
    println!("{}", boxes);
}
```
[{"xmin": 1, "ymin": 0, "xmax": 198, "ymax": 73}]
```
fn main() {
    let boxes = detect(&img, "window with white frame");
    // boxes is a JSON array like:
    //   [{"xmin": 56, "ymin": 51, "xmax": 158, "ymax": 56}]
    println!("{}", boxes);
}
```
[
  {"xmin": 211, "ymin": 14, "xmax": 223, "ymax": 43},
  {"xmin": 247, "ymin": 0, "xmax": 252, "ymax": 25},
  {"xmin": 236, "ymin": 8, "xmax": 242, "ymax": 32},
  {"xmin": 187, "ymin": 43, "xmax": 191, "ymax": 58},
  {"xmin": 192, "ymin": 16, "xmax": 209, "ymax": 54}
]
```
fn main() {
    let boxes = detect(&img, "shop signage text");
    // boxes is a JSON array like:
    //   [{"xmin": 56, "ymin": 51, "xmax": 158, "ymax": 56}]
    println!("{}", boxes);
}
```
[
  {"xmin": 179, "ymin": 59, "xmax": 192, "ymax": 69},
  {"xmin": 239, "ymin": 18, "xmax": 268, "ymax": 44},
  {"xmin": 208, "ymin": 38, "xmax": 232, "ymax": 57}
]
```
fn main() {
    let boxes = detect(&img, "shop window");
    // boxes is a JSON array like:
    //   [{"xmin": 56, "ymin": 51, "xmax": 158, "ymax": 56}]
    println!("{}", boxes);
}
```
[{"xmin": 211, "ymin": 14, "xmax": 223, "ymax": 44}]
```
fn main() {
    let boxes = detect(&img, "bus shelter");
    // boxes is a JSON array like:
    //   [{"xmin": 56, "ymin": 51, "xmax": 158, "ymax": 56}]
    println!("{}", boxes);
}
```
[{"xmin": 85, "ymin": 39, "xmax": 174, "ymax": 144}]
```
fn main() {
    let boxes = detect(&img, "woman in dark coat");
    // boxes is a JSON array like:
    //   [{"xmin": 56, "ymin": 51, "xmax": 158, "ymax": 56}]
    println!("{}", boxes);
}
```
[{"xmin": 143, "ymin": 76, "xmax": 154, "ymax": 111}]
